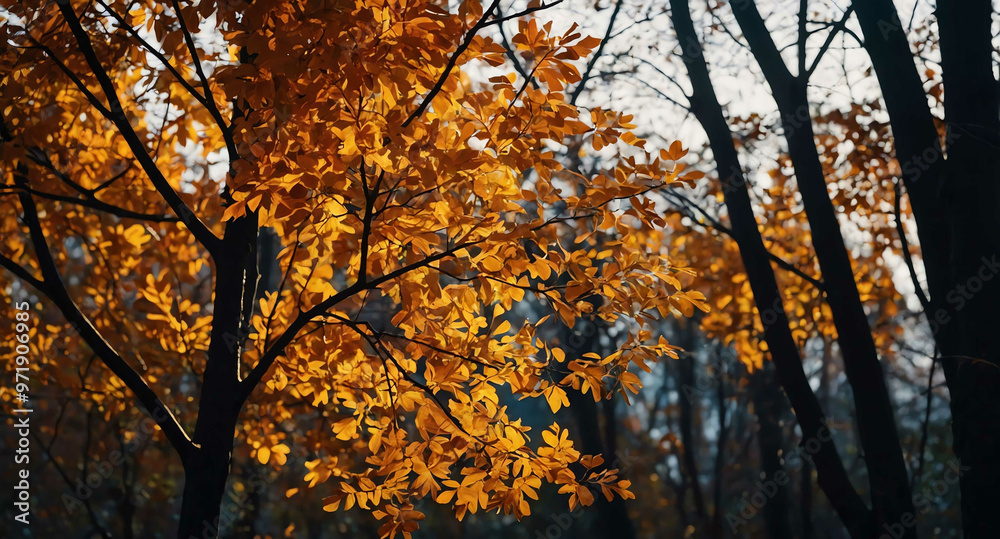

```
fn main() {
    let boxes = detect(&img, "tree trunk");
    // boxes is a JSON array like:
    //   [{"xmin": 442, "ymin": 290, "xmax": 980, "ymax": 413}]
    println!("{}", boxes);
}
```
[
  {"xmin": 934, "ymin": 3, "xmax": 1000, "ymax": 534},
  {"xmin": 675, "ymin": 323, "xmax": 708, "ymax": 524},
  {"xmin": 800, "ymin": 458, "xmax": 813, "ymax": 539},
  {"xmin": 178, "ymin": 217, "xmax": 259, "ymax": 538},
  {"xmin": 729, "ymin": 3, "xmax": 915, "ymax": 533},
  {"xmin": 178, "ymin": 434, "xmax": 238, "ymax": 539},
  {"xmin": 662, "ymin": 377, "xmax": 693, "ymax": 532},
  {"xmin": 855, "ymin": 1, "xmax": 1000, "ymax": 534},
  {"xmin": 711, "ymin": 353, "xmax": 728, "ymax": 537},
  {"xmin": 564, "ymin": 318, "xmax": 637, "ymax": 539},
  {"xmin": 600, "ymin": 396, "xmax": 637, "ymax": 539},
  {"xmin": 752, "ymin": 363, "xmax": 793, "ymax": 539},
  {"xmin": 669, "ymin": 1, "xmax": 871, "ymax": 534}
]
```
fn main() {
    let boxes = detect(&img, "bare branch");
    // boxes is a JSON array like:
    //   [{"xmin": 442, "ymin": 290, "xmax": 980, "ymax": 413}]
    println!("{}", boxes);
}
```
[
  {"xmin": 167, "ymin": 0, "xmax": 239, "ymax": 164},
  {"xmin": 483, "ymin": 0, "xmax": 565, "ymax": 28},
  {"xmin": 94, "ymin": 0, "xmax": 213, "ymax": 112},
  {"xmin": 804, "ymin": 6, "xmax": 855, "ymax": 79},
  {"xmin": 569, "ymin": 0, "xmax": 624, "ymax": 106},
  {"xmin": 893, "ymin": 178, "xmax": 930, "ymax": 311}
]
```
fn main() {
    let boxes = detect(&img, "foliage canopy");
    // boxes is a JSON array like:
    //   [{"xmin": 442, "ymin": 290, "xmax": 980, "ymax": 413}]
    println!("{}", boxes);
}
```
[{"xmin": 0, "ymin": 0, "xmax": 704, "ymax": 535}]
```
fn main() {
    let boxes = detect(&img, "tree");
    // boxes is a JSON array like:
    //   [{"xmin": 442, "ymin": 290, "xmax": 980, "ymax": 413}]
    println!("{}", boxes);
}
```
[
  {"xmin": 0, "ymin": 0, "xmax": 706, "ymax": 536},
  {"xmin": 853, "ymin": 2, "xmax": 1000, "ymax": 534}
]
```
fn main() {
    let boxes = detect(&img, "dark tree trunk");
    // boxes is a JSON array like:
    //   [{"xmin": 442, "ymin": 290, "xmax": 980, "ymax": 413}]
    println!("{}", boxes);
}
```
[
  {"xmin": 934, "ymin": 3, "xmax": 1000, "ymax": 534},
  {"xmin": 675, "ymin": 323, "xmax": 708, "ymax": 523},
  {"xmin": 178, "ymin": 217, "xmax": 259, "ymax": 538},
  {"xmin": 662, "ymin": 371, "xmax": 693, "ymax": 532},
  {"xmin": 600, "ymin": 396, "xmax": 636, "ymax": 538},
  {"xmin": 800, "ymin": 458, "xmax": 813, "ymax": 539},
  {"xmin": 565, "ymin": 393, "xmax": 637, "ymax": 539},
  {"xmin": 855, "ymin": 1, "xmax": 1000, "ymax": 535},
  {"xmin": 178, "ymin": 433, "xmax": 238, "ymax": 539},
  {"xmin": 711, "ymin": 353, "xmax": 728, "ymax": 537},
  {"xmin": 669, "ymin": 1, "xmax": 871, "ymax": 535},
  {"xmin": 564, "ymin": 319, "xmax": 637, "ymax": 539},
  {"xmin": 115, "ymin": 419, "xmax": 137, "ymax": 539},
  {"xmin": 752, "ymin": 363, "xmax": 793, "ymax": 539},
  {"xmin": 728, "ymin": 3, "xmax": 915, "ymax": 534}
]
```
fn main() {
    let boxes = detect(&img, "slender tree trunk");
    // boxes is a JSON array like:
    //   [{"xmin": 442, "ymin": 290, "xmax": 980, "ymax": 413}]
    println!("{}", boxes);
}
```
[
  {"xmin": 116, "ymin": 420, "xmax": 137, "ymax": 539},
  {"xmin": 728, "ymin": 4, "xmax": 915, "ymax": 534},
  {"xmin": 664, "ymin": 377, "xmax": 693, "ymax": 532},
  {"xmin": 564, "ymin": 319, "xmax": 637, "ymax": 539},
  {"xmin": 566, "ymin": 392, "xmax": 636, "ymax": 539},
  {"xmin": 752, "ymin": 363, "xmax": 793, "ymax": 539},
  {"xmin": 676, "ymin": 323, "xmax": 708, "ymax": 523},
  {"xmin": 600, "ymin": 396, "xmax": 636, "ymax": 538},
  {"xmin": 800, "ymin": 458, "xmax": 813, "ymax": 539},
  {"xmin": 669, "ymin": 1, "xmax": 871, "ymax": 534},
  {"xmin": 711, "ymin": 353, "xmax": 728, "ymax": 537}
]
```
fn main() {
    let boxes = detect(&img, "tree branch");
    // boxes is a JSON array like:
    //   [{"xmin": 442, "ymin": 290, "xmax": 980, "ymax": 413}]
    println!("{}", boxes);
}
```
[
  {"xmin": 12, "ymin": 169, "xmax": 194, "ymax": 459},
  {"xmin": 401, "ymin": 0, "xmax": 503, "ymax": 128},
  {"xmin": 569, "ymin": 0, "xmax": 624, "ymax": 106},
  {"xmin": 241, "ymin": 238, "xmax": 484, "ymax": 400},
  {"xmin": 94, "ymin": 0, "xmax": 216, "ymax": 114},
  {"xmin": 892, "ymin": 178, "xmax": 930, "ymax": 312},
  {"xmin": 0, "ymin": 252, "xmax": 45, "ymax": 291},
  {"xmin": 167, "ymin": 0, "xmax": 239, "ymax": 164},
  {"xmin": 55, "ymin": 0, "xmax": 221, "ymax": 254},
  {"xmin": 0, "ymin": 184, "xmax": 180, "ymax": 223},
  {"xmin": 797, "ymin": 0, "xmax": 808, "ymax": 78},
  {"xmin": 483, "ymin": 0, "xmax": 565, "ymax": 28},
  {"xmin": 804, "ymin": 6, "xmax": 855, "ymax": 79}
]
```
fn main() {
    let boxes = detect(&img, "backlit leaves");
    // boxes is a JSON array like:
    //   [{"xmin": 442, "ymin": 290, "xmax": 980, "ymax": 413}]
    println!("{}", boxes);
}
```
[{"xmin": 0, "ymin": 0, "xmax": 704, "ymax": 536}]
